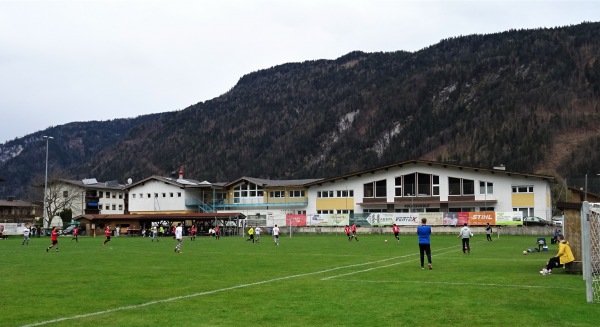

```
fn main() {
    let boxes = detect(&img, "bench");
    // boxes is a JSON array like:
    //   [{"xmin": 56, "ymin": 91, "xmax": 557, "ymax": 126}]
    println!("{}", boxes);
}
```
[{"xmin": 564, "ymin": 261, "xmax": 582, "ymax": 275}]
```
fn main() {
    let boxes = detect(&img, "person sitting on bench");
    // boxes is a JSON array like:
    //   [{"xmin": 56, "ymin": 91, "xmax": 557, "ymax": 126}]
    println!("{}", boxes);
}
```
[{"xmin": 540, "ymin": 234, "xmax": 574, "ymax": 275}]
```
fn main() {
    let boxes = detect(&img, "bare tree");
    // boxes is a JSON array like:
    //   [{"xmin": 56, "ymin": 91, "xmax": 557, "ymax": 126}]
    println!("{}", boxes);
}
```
[
  {"xmin": 43, "ymin": 180, "xmax": 85, "ymax": 228},
  {"xmin": 27, "ymin": 170, "xmax": 84, "ymax": 228}
]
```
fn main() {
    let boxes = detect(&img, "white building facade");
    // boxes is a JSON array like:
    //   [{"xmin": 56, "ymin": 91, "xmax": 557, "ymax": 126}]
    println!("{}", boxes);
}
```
[{"xmin": 304, "ymin": 160, "xmax": 553, "ymax": 219}]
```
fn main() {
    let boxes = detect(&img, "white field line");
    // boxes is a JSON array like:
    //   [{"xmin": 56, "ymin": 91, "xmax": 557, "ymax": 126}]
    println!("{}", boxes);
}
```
[
  {"xmin": 18, "ymin": 242, "xmax": 480, "ymax": 327},
  {"xmin": 341, "ymin": 279, "xmax": 583, "ymax": 292},
  {"xmin": 18, "ymin": 251, "xmax": 427, "ymax": 327}
]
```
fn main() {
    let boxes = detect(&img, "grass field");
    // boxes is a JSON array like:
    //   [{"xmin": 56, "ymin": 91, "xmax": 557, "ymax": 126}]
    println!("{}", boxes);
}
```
[{"xmin": 1, "ymin": 232, "xmax": 598, "ymax": 327}]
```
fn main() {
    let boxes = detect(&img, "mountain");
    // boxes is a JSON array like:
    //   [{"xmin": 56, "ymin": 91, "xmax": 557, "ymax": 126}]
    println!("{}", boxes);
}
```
[{"xmin": 1, "ymin": 22, "xmax": 600, "ymax": 201}]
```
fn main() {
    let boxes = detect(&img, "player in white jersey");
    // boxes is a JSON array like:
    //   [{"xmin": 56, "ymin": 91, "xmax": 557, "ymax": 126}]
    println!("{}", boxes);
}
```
[
  {"xmin": 22, "ymin": 225, "xmax": 31, "ymax": 245},
  {"xmin": 174, "ymin": 223, "xmax": 183, "ymax": 253},
  {"xmin": 272, "ymin": 225, "xmax": 280, "ymax": 245}
]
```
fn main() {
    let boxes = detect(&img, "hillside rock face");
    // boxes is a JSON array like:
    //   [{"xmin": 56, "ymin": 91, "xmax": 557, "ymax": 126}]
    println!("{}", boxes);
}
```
[{"xmin": 1, "ymin": 22, "xmax": 599, "ymax": 200}]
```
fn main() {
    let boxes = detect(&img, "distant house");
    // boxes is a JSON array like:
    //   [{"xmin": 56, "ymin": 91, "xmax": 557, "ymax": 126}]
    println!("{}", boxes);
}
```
[
  {"xmin": 48, "ymin": 178, "xmax": 127, "ymax": 217},
  {"xmin": 0, "ymin": 198, "xmax": 39, "ymax": 224},
  {"xmin": 126, "ymin": 169, "xmax": 215, "ymax": 214}
]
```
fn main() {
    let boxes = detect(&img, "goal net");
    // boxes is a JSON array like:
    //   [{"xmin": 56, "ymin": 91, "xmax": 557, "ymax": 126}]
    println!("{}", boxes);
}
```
[{"xmin": 582, "ymin": 202, "xmax": 600, "ymax": 303}]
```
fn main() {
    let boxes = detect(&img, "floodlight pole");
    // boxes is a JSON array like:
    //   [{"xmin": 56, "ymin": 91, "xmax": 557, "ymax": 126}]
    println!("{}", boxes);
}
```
[{"xmin": 42, "ymin": 136, "xmax": 53, "ymax": 227}]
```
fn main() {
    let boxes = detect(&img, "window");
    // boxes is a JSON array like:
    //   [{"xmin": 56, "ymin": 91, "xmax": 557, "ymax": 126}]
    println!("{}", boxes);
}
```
[
  {"xmin": 512, "ymin": 186, "xmax": 533, "ymax": 193},
  {"xmin": 139, "ymin": 193, "xmax": 143, "ymax": 198},
  {"xmin": 118, "ymin": 204, "xmax": 123, "ymax": 210},
  {"xmin": 317, "ymin": 191, "xmax": 334, "ymax": 198},
  {"xmin": 364, "ymin": 180, "xmax": 386, "ymax": 198},
  {"xmin": 480, "ymin": 181, "xmax": 494, "ymax": 194},
  {"xmin": 432, "ymin": 175, "xmax": 440, "ymax": 196},
  {"xmin": 112, "ymin": 204, "xmax": 116, "ymax": 210},
  {"xmin": 449, "ymin": 177, "xmax": 475, "ymax": 196},
  {"xmin": 162, "ymin": 193, "xmax": 166, "ymax": 197},
  {"xmin": 338, "ymin": 209, "xmax": 354, "ymax": 214},
  {"xmin": 154, "ymin": 193, "xmax": 158, "ymax": 198},
  {"xmin": 132, "ymin": 194, "xmax": 136, "ymax": 199},
  {"xmin": 234, "ymin": 183, "xmax": 264, "ymax": 199},
  {"xmin": 105, "ymin": 204, "xmax": 110, "ymax": 210},
  {"xmin": 398, "ymin": 173, "xmax": 439, "ymax": 197},
  {"xmin": 106, "ymin": 192, "xmax": 111, "ymax": 198},
  {"xmin": 63, "ymin": 191, "xmax": 69, "ymax": 198},
  {"xmin": 99, "ymin": 191, "xmax": 104, "ymax": 198},
  {"xmin": 336, "ymin": 190, "xmax": 354, "ymax": 197},
  {"xmin": 395, "ymin": 176, "xmax": 402, "ymax": 196},
  {"xmin": 289, "ymin": 190, "xmax": 305, "ymax": 197},
  {"xmin": 375, "ymin": 180, "xmax": 386, "ymax": 197},
  {"xmin": 270, "ymin": 191, "xmax": 285, "ymax": 198},
  {"xmin": 463, "ymin": 179, "xmax": 474, "ymax": 195},
  {"xmin": 118, "ymin": 193, "xmax": 123, "ymax": 199},
  {"xmin": 364, "ymin": 208, "xmax": 385, "ymax": 213},
  {"xmin": 514, "ymin": 207, "xmax": 534, "ymax": 217},
  {"xmin": 317, "ymin": 210, "xmax": 333, "ymax": 214},
  {"xmin": 363, "ymin": 183, "xmax": 374, "ymax": 197},
  {"xmin": 177, "ymin": 192, "xmax": 182, "ymax": 197},
  {"xmin": 417, "ymin": 173, "xmax": 431, "ymax": 196},
  {"xmin": 403, "ymin": 174, "xmax": 415, "ymax": 196}
]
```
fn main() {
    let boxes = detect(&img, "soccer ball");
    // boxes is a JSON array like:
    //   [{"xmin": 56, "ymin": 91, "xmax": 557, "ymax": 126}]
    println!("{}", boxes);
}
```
[
  {"xmin": 523, "ymin": 250, "xmax": 528, "ymax": 255},
  {"xmin": 384, "ymin": 239, "xmax": 388, "ymax": 243}
]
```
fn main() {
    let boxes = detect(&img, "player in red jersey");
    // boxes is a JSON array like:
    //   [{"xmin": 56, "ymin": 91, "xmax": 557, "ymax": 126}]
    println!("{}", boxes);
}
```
[
  {"xmin": 103, "ymin": 226, "xmax": 111, "ymax": 246},
  {"xmin": 351, "ymin": 224, "xmax": 359, "ymax": 241},
  {"xmin": 46, "ymin": 226, "xmax": 59, "ymax": 252},
  {"xmin": 190, "ymin": 225, "xmax": 196, "ymax": 241},
  {"xmin": 71, "ymin": 226, "xmax": 79, "ymax": 242},
  {"xmin": 214, "ymin": 225, "xmax": 220, "ymax": 240},
  {"xmin": 344, "ymin": 225, "xmax": 351, "ymax": 241},
  {"xmin": 392, "ymin": 224, "xmax": 400, "ymax": 242}
]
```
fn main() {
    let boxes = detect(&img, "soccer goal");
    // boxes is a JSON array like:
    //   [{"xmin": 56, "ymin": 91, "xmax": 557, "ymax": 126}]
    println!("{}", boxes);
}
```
[{"xmin": 581, "ymin": 202, "xmax": 600, "ymax": 303}]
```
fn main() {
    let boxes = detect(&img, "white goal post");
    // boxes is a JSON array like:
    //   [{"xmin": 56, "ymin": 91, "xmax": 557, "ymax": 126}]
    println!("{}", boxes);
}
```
[{"xmin": 581, "ymin": 201, "xmax": 600, "ymax": 303}]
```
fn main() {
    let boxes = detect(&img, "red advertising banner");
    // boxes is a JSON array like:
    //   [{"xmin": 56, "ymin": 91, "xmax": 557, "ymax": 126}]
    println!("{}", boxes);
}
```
[
  {"xmin": 287, "ymin": 214, "xmax": 306, "ymax": 226},
  {"xmin": 457, "ymin": 212, "xmax": 470, "ymax": 226}
]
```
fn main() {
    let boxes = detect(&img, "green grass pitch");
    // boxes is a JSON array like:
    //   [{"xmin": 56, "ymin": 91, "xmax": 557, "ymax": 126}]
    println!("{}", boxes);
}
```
[{"xmin": 1, "ymin": 232, "xmax": 598, "ymax": 326}]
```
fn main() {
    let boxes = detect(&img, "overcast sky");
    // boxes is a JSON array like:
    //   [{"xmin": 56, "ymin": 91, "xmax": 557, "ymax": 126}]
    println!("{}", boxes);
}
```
[{"xmin": 0, "ymin": 0, "xmax": 598, "ymax": 143}]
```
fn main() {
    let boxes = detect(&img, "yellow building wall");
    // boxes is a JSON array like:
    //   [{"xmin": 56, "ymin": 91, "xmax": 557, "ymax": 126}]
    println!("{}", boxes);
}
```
[
  {"xmin": 512, "ymin": 193, "xmax": 534, "ymax": 207},
  {"xmin": 316, "ymin": 198, "xmax": 354, "ymax": 210}
]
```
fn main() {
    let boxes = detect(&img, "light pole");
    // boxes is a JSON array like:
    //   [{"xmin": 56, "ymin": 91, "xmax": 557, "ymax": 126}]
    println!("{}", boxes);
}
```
[{"xmin": 43, "ymin": 136, "xmax": 53, "ymax": 227}]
